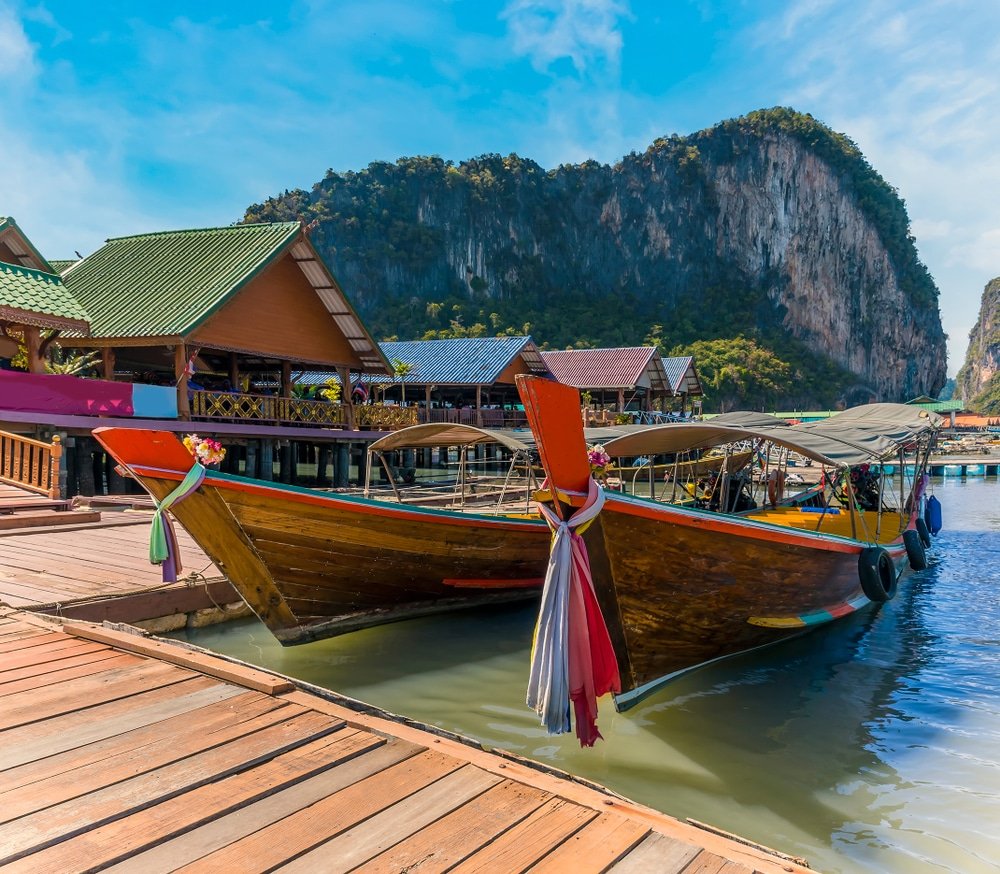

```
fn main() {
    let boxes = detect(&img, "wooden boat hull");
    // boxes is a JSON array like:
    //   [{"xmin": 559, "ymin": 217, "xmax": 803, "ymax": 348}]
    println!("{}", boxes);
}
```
[
  {"xmin": 580, "ymin": 491, "xmax": 909, "ymax": 708},
  {"xmin": 94, "ymin": 428, "xmax": 550, "ymax": 645}
]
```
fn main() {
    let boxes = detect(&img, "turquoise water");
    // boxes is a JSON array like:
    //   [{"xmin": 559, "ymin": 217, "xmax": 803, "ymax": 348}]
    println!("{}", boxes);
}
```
[{"xmin": 172, "ymin": 477, "xmax": 1000, "ymax": 873}]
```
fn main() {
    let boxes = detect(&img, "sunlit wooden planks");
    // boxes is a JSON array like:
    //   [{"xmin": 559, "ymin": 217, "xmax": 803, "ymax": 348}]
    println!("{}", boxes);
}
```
[{"xmin": 0, "ymin": 613, "xmax": 810, "ymax": 873}]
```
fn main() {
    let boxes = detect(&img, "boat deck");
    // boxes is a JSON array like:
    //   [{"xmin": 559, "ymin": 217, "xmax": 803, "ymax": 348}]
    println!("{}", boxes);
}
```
[{"xmin": 0, "ymin": 610, "xmax": 809, "ymax": 872}]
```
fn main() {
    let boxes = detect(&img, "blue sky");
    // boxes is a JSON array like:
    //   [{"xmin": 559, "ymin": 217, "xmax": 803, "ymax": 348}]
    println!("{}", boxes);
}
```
[{"xmin": 3, "ymin": 1, "xmax": 998, "ymax": 375}]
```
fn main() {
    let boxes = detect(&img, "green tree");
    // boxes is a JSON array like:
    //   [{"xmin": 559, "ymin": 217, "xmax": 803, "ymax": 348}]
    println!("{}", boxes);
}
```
[
  {"xmin": 673, "ymin": 336, "xmax": 792, "ymax": 412},
  {"xmin": 392, "ymin": 358, "xmax": 413, "ymax": 403}
]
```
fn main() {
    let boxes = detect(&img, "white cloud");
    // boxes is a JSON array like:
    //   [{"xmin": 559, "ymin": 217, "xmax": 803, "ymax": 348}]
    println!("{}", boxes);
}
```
[
  {"xmin": 502, "ymin": 0, "xmax": 629, "ymax": 75},
  {"xmin": 0, "ymin": 3, "xmax": 36, "ymax": 80}
]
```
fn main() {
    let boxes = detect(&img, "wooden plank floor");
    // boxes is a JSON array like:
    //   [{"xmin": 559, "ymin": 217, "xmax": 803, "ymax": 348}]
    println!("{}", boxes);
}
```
[
  {"xmin": 0, "ymin": 610, "xmax": 811, "ymax": 873},
  {"xmin": 0, "ymin": 519, "xmax": 223, "ymax": 610}
]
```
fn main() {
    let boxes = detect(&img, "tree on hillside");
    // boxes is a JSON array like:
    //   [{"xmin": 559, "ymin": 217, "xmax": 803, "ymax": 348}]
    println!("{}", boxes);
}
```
[{"xmin": 671, "ymin": 337, "xmax": 793, "ymax": 412}]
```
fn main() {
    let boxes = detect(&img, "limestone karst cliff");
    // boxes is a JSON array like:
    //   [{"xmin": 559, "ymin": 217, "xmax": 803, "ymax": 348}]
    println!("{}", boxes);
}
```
[
  {"xmin": 245, "ymin": 107, "xmax": 947, "ymax": 406},
  {"xmin": 956, "ymin": 278, "xmax": 1000, "ymax": 413}
]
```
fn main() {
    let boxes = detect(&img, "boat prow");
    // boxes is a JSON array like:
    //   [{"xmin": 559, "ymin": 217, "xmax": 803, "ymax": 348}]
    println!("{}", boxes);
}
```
[
  {"xmin": 515, "ymin": 376, "xmax": 941, "ymax": 714},
  {"xmin": 94, "ymin": 427, "xmax": 551, "ymax": 645}
]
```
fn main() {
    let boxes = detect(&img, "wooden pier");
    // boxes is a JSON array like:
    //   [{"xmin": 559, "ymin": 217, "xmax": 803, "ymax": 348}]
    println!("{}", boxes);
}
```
[
  {"xmin": 0, "ymin": 516, "xmax": 242, "ymax": 631},
  {"xmin": 0, "ymin": 609, "xmax": 810, "ymax": 872}
]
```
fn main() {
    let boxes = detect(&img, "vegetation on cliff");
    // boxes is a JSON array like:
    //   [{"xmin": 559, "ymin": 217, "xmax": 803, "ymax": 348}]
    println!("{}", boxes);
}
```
[
  {"xmin": 244, "ymin": 108, "xmax": 944, "ymax": 410},
  {"xmin": 956, "ymin": 277, "xmax": 1000, "ymax": 414}
]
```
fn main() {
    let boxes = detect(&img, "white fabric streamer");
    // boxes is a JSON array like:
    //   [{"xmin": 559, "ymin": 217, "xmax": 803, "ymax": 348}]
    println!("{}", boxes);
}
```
[{"xmin": 526, "ymin": 479, "xmax": 606, "ymax": 735}]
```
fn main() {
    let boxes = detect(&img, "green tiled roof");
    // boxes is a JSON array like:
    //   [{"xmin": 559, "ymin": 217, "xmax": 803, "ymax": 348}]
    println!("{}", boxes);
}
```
[
  {"xmin": 0, "ymin": 261, "xmax": 90, "ymax": 329},
  {"xmin": 48, "ymin": 259, "xmax": 79, "ymax": 274},
  {"xmin": 62, "ymin": 222, "xmax": 302, "ymax": 338}
]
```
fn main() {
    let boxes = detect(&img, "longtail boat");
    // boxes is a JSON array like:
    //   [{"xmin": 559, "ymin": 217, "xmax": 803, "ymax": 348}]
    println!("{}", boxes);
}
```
[
  {"xmin": 515, "ymin": 375, "xmax": 941, "ymax": 741},
  {"xmin": 94, "ymin": 426, "xmax": 551, "ymax": 644}
]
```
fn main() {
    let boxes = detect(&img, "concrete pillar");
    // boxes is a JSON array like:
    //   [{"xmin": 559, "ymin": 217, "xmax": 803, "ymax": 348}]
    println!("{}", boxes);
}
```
[
  {"xmin": 278, "ymin": 442, "xmax": 292, "ymax": 484},
  {"xmin": 317, "ymin": 444, "xmax": 331, "ymax": 486},
  {"xmin": 259, "ymin": 439, "xmax": 274, "ymax": 481},
  {"xmin": 335, "ymin": 442, "xmax": 350, "ymax": 487},
  {"xmin": 245, "ymin": 441, "xmax": 258, "ymax": 478}
]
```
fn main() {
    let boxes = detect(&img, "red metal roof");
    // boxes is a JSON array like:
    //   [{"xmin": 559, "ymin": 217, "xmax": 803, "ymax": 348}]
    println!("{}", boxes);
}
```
[{"xmin": 540, "ymin": 347, "xmax": 668, "ymax": 391}]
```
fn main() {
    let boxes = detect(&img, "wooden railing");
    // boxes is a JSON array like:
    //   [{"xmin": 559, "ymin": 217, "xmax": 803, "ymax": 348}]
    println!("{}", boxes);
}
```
[
  {"xmin": 191, "ymin": 390, "xmax": 418, "ymax": 430},
  {"xmin": 419, "ymin": 408, "xmax": 529, "ymax": 429},
  {"xmin": 356, "ymin": 405, "xmax": 418, "ymax": 430},
  {"xmin": 0, "ymin": 431, "xmax": 63, "ymax": 499}
]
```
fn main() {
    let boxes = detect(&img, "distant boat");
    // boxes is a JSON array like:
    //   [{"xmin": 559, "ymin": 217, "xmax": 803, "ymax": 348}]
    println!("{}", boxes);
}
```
[
  {"xmin": 516, "ymin": 376, "xmax": 942, "ymax": 719},
  {"xmin": 95, "ymin": 425, "xmax": 551, "ymax": 645}
]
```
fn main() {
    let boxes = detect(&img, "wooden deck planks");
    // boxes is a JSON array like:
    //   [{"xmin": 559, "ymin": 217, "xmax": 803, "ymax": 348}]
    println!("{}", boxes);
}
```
[
  {"xmin": 0, "ymin": 613, "xmax": 810, "ymax": 874},
  {"xmin": 11, "ymin": 731, "xmax": 388, "ymax": 874},
  {"xmin": 0, "ymin": 520, "xmax": 222, "ymax": 611}
]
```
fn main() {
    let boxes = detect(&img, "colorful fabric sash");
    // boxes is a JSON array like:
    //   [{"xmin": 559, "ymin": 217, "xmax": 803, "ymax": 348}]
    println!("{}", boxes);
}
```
[
  {"xmin": 149, "ymin": 463, "xmax": 206, "ymax": 583},
  {"xmin": 527, "ymin": 478, "xmax": 621, "ymax": 747}
]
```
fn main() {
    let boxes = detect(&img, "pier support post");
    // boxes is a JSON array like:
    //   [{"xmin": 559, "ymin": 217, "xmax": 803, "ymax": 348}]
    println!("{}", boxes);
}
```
[
  {"xmin": 356, "ymin": 443, "xmax": 368, "ymax": 488},
  {"xmin": 316, "ymin": 444, "xmax": 331, "ymax": 487},
  {"xmin": 335, "ymin": 443, "xmax": 350, "ymax": 487},
  {"xmin": 259, "ymin": 439, "xmax": 274, "ymax": 482},
  {"xmin": 245, "ymin": 441, "xmax": 258, "ymax": 478}
]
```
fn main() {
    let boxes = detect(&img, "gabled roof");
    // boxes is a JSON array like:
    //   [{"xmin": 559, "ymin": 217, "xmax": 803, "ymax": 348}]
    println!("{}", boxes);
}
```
[
  {"xmin": 62, "ymin": 222, "xmax": 300, "ymax": 338},
  {"xmin": 540, "ymin": 346, "xmax": 671, "ymax": 391},
  {"xmin": 377, "ymin": 337, "xmax": 550, "ymax": 385},
  {"xmin": 662, "ymin": 355, "xmax": 703, "ymax": 396},
  {"xmin": 0, "ymin": 261, "xmax": 90, "ymax": 332},
  {"xmin": 0, "ymin": 217, "xmax": 55, "ymax": 273},
  {"xmin": 60, "ymin": 221, "xmax": 388, "ymax": 373}
]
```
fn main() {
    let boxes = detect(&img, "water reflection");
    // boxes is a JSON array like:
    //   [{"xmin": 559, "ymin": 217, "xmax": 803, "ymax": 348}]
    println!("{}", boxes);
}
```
[{"xmin": 172, "ymin": 478, "xmax": 1000, "ymax": 873}]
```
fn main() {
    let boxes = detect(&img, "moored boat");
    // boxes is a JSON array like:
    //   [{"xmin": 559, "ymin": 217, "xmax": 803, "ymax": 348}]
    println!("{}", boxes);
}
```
[
  {"xmin": 515, "ymin": 375, "xmax": 942, "ymax": 742},
  {"xmin": 94, "ymin": 426, "xmax": 551, "ymax": 644}
]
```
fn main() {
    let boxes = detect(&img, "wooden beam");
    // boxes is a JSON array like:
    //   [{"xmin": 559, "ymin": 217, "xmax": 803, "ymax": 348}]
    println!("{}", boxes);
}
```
[
  {"xmin": 23, "ymin": 326, "xmax": 44, "ymax": 374},
  {"xmin": 280, "ymin": 361, "xmax": 292, "ymax": 399},
  {"xmin": 174, "ymin": 344, "xmax": 191, "ymax": 420},
  {"xmin": 101, "ymin": 347, "xmax": 116, "ymax": 381},
  {"xmin": 337, "ymin": 366, "xmax": 356, "ymax": 431},
  {"xmin": 475, "ymin": 384, "xmax": 483, "ymax": 427}
]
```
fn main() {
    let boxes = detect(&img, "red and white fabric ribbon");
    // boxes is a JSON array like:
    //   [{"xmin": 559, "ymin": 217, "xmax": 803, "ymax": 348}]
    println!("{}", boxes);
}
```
[{"xmin": 527, "ymin": 478, "xmax": 621, "ymax": 746}]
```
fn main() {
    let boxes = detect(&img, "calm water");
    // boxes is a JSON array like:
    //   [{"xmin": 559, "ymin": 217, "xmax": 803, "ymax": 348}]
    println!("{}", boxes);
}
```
[{"xmin": 172, "ymin": 477, "xmax": 1000, "ymax": 873}]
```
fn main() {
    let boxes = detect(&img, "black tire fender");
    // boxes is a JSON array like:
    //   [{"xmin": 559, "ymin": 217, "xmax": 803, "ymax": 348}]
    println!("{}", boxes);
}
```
[
  {"xmin": 915, "ymin": 517, "xmax": 932, "ymax": 549},
  {"xmin": 858, "ymin": 546, "xmax": 897, "ymax": 602},
  {"xmin": 903, "ymin": 529, "xmax": 928, "ymax": 571}
]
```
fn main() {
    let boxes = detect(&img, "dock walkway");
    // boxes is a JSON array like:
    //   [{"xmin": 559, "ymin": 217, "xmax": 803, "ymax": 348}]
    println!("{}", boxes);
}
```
[
  {"xmin": 0, "ymin": 519, "xmax": 238, "ymax": 629},
  {"xmin": 0, "ymin": 610, "xmax": 810, "ymax": 873}
]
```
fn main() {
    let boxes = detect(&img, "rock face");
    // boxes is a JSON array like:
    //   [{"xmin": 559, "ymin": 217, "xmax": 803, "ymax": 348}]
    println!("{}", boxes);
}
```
[
  {"xmin": 246, "ymin": 108, "xmax": 947, "ymax": 403},
  {"xmin": 956, "ymin": 278, "xmax": 1000, "ymax": 408}
]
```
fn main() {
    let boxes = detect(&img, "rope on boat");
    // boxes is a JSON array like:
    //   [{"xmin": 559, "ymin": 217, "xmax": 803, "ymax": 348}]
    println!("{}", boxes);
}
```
[
  {"xmin": 149, "ymin": 462, "xmax": 206, "ymax": 583},
  {"xmin": 527, "ymin": 478, "xmax": 621, "ymax": 747}
]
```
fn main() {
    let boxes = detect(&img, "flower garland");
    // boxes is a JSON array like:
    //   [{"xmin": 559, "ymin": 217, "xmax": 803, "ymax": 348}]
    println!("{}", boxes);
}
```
[
  {"xmin": 182, "ymin": 434, "xmax": 226, "ymax": 466},
  {"xmin": 587, "ymin": 444, "xmax": 612, "ymax": 481}
]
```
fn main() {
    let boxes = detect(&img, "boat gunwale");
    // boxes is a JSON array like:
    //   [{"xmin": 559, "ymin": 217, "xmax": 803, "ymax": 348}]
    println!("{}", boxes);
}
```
[
  {"xmin": 124, "ymin": 462, "xmax": 547, "ymax": 531},
  {"xmin": 598, "ymin": 486, "xmax": 911, "ymax": 555}
]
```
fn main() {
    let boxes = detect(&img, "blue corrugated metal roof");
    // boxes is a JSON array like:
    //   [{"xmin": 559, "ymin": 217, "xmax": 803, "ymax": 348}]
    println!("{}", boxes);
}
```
[
  {"xmin": 662, "ymin": 356, "xmax": 703, "ymax": 395},
  {"xmin": 377, "ymin": 337, "xmax": 549, "ymax": 385}
]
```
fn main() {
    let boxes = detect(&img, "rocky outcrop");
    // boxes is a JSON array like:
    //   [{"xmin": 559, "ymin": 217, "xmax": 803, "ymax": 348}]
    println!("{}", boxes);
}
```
[
  {"xmin": 245, "ymin": 108, "xmax": 947, "ymax": 403},
  {"xmin": 956, "ymin": 278, "xmax": 1000, "ymax": 410}
]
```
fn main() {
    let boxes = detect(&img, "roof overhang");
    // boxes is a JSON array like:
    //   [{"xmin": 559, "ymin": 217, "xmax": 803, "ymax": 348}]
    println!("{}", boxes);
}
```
[
  {"xmin": 290, "ymin": 238, "xmax": 391, "ymax": 376},
  {"xmin": 0, "ymin": 306, "xmax": 90, "ymax": 334}
]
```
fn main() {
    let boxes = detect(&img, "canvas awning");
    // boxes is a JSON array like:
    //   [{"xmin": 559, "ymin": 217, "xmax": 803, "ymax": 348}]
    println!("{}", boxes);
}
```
[
  {"xmin": 367, "ymin": 423, "xmax": 533, "ymax": 454},
  {"xmin": 600, "ymin": 404, "xmax": 942, "ymax": 467}
]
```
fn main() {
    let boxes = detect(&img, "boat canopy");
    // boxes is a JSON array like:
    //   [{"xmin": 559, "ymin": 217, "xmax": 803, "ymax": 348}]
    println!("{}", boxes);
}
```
[
  {"xmin": 600, "ymin": 403, "xmax": 942, "ymax": 467},
  {"xmin": 367, "ymin": 423, "xmax": 533, "ymax": 454},
  {"xmin": 367, "ymin": 422, "xmax": 658, "ymax": 454}
]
